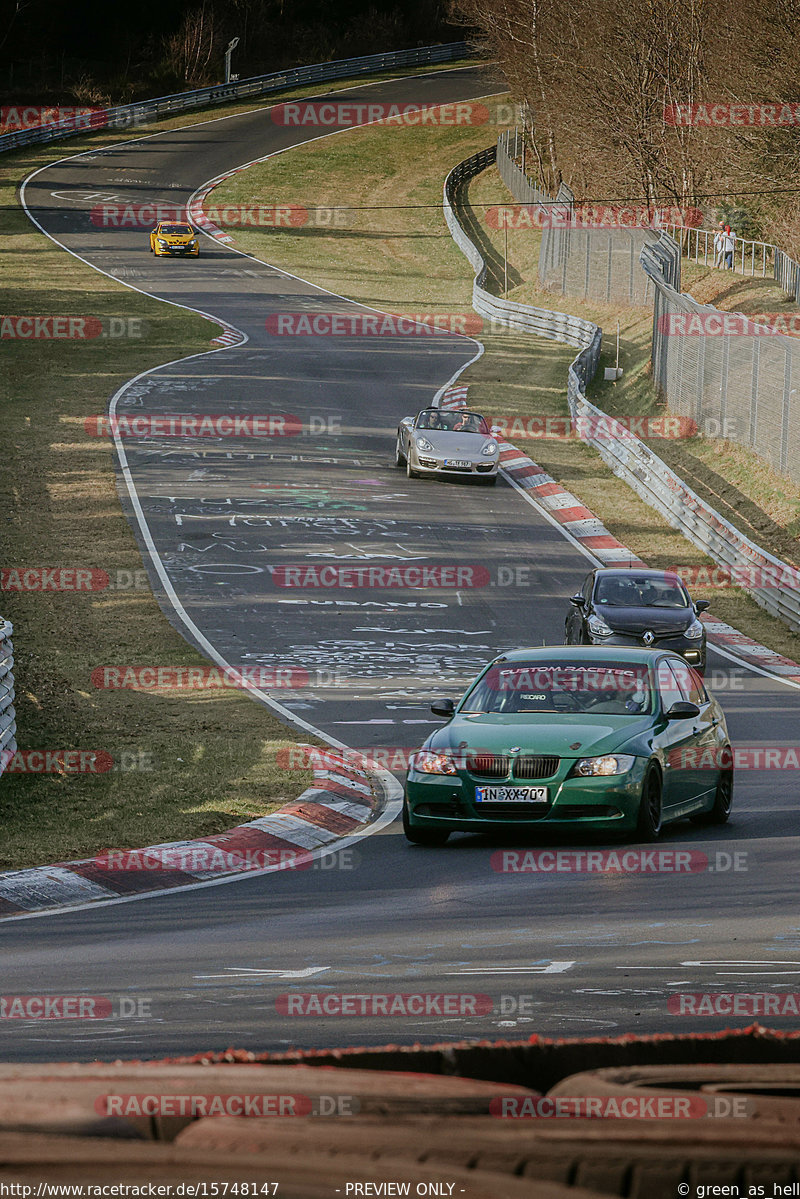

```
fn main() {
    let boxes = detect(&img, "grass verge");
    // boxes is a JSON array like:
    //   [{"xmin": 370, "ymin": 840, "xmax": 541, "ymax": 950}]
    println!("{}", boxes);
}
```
[{"xmin": 208, "ymin": 114, "xmax": 800, "ymax": 664}]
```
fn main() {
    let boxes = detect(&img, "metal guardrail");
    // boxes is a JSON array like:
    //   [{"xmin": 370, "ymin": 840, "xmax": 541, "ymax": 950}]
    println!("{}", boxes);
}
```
[
  {"xmin": 446, "ymin": 145, "xmax": 800, "ymax": 634},
  {"xmin": 0, "ymin": 620, "xmax": 16, "ymax": 780},
  {"xmin": 0, "ymin": 42, "xmax": 470, "ymax": 155},
  {"xmin": 443, "ymin": 148, "xmax": 602, "ymax": 377},
  {"xmin": 665, "ymin": 223, "xmax": 774, "ymax": 278}
]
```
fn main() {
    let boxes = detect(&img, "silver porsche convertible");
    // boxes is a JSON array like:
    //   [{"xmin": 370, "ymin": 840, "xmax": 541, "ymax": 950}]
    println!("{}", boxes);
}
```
[{"xmin": 395, "ymin": 408, "xmax": 500, "ymax": 484}]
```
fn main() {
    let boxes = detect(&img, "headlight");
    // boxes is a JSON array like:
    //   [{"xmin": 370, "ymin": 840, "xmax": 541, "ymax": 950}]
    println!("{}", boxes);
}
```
[
  {"xmin": 481, "ymin": 441, "xmax": 498, "ymax": 455},
  {"xmin": 587, "ymin": 614, "xmax": 613, "ymax": 637},
  {"xmin": 573, "ymin": 754, "xmax": 636, "ymax": 777},
  {"xmin": 685, "ymin": 618, "xmax": 704, "ymax": 640},
  {"xmin": 415, "ymin": 437, "xmax": 434, "ymax": 452},
  {"xmin": 157, "ymin": 239, "xmax": 169, "ymax": 247},
  {"xmin": 411, "ymin": 750, "xmax": 458, "ymax": 775}
]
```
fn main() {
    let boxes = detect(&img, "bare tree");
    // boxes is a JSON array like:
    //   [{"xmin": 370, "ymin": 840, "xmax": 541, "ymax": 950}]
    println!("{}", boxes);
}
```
[{"xmin": 165, "ymin": 3, "xmax": 219, "ymax": 84}]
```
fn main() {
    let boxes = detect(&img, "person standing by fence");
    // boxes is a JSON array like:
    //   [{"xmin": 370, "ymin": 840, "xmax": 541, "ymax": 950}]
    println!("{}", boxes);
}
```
[
  {"xmin": 713, "ymin": 222, "xmax": 725, "ymax": 268},
  {"xmin": 723, "ymin": 224, "xmax": 735, "ymax": 269}
]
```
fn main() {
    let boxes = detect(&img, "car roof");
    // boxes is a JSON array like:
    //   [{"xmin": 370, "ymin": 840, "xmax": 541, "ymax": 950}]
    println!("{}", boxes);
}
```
[
  {"xmin": 489, "ymin": 645, "xmax": 690, "ymax": 667},
  {"xmin": 592, "ymin": 568, "xmax": 683, "ymax": 583}
]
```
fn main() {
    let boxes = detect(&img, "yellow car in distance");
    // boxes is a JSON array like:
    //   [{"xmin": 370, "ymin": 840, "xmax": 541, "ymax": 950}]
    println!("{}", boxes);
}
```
[{"xmin": 149, "ymin": 222, "xmax": 200, "ymax": 258}]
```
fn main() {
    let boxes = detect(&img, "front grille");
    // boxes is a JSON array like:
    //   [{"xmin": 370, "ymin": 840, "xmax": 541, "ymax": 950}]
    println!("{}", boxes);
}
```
[
  {"xmin": 476, "ymin": 463, "xmax": 494, "ymax": 473},
  {"xmin": 513, "ymin": 755, "xmax": 559, "ymax": 779},
  {"xmin": 467, "ymin": 754, "xmax": 559, "ymax": 779},
  {"xmin": 468, "ymin": 754, "xmax": 509, "ymax": 778}
]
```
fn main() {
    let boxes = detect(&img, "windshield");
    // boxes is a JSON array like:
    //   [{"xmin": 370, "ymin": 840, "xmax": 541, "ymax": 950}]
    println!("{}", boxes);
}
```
[
  {"xmin": 460, "ymin": 661, "xmax": 654, "ymax": 715},
  {"xmin": 160, "ymin": 224, "xmax": 193, "ymax": 235},
  {"xmin": 594, "ymin": 574, "xmax": 690, "ymax": 608},
  {"xmin": 416, "ymin": 409, "xmax": 490, "ymax": 434}
]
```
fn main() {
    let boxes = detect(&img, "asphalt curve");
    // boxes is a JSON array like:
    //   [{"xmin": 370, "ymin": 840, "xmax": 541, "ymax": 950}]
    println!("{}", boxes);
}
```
[{"xmin": 1, "ymin": 65, "xmax": 799, "ymax": 1060}]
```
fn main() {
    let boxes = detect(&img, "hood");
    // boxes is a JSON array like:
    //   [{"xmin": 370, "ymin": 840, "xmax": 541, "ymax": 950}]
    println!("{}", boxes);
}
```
[
  {"xmin": 419, "ymin": 431, "xmax": 496, "ymax": 455},
  {"xmin": 427, "ymin": 713, "xmax": 651, "ymax": 759},
  {"xmin": 595, "ymin": 604, "xmax": 693, "ymax": 636}
]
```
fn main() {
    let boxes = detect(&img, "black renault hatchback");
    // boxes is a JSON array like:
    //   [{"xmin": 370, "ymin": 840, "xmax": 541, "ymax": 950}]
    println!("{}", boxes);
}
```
[{"xmin": 565, "ymin": 568, "xmax": 709, "ymax": 672}]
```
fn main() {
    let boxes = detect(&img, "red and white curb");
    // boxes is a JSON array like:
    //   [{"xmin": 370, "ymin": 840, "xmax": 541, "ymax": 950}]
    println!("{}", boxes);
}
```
[
  {"xmin": 0, "ymin": 751, "xmax": 381, "ymax": 919},
  {"xmin": 210, "ymin": 326, "xmax": 245, "ymax": 347}
]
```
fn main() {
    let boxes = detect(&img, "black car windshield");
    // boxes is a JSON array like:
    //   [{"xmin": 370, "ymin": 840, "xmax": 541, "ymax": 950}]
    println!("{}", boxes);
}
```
[
  {"xmin": 160, "ymin": 224, "xmax": 193, "ymax": 235},
  {"xmin": 594, "ymin": 575, "xmax": 690, "ymax": 608},
  {"xmin": 416, "ymin": 410, "xmax": 489, "ymax": 434},
  {"xmin": 460, "ymin": 661, "xmax": 654, "ymax": 716}
]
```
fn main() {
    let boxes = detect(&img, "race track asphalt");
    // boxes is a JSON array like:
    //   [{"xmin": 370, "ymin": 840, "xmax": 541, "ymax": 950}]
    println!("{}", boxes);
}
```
[{"xmin": 2, "ymin": 65, "xmax": 799, "ymax": 1060}]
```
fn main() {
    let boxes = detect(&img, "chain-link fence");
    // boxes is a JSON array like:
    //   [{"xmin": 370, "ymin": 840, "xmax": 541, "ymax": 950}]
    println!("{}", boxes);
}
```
[
  {"xmin": 643, "ymin": 240, "xmax": 800, "ymax": 479},
  {"xmin": 496, "ymin": 132, "xmax": 656, "ymax": 305},
  {"xmin": 0, "ymin": 619, "xmax": 16, "ymax": 782},
  {"xmin": 498, "ymin": 128, "xmax": 800, "ymax": 482}
]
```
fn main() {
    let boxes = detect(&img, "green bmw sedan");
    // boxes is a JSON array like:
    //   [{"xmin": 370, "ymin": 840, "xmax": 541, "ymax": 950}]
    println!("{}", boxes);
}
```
[{"xmin": 403, "ymin": 646, "xmax": 732, "ymax": 846}]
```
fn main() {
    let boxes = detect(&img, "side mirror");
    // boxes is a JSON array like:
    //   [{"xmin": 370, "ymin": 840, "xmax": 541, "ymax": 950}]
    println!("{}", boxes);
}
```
[
  {"xmin": 400, "ymin": 416, "xmax": 414, "ymax": 429},
  {"xmin": 568, "ymin": 594, "xmax": 586, "ymax": 607},
  {"xmin": 431, "ymin": 698, "xmax": 455, "ymax": 719},
  {"xmin": 695, "ymin": 600, "xmax": 710, "ymax": 613},
  {"xmin": 665, "ymin": 700, "xmax": 700, "ymax": 720},
  {"xmin": 490, "ymin": 425, "xmax": 502, "ymax": 437}
]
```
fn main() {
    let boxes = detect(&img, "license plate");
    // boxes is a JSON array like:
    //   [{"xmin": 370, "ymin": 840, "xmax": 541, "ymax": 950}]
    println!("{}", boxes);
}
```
[
  {"xmin": 445, "ymin": 459, "xmax": 471, "ymax": 468},
  {"xmin": 475, "ymin": 786, "xmax": 549, "ymax": 803}
]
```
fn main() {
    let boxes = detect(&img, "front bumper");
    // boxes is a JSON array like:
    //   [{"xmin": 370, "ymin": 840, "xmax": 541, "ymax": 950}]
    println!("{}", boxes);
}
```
[
  {"xmin": 588, "ymin": 631, "xmax": 705, "ymax": 668},
  {"xmin": 156, "ymin": 243, "xmax": 199, "ymax": 256},
  {"xmin": 410, "ymin": 448, "xmax": 498, "ymax": 478},
  {"xmin": 405, "ymin": 757, "xmax": 648, "ymax": 834}
]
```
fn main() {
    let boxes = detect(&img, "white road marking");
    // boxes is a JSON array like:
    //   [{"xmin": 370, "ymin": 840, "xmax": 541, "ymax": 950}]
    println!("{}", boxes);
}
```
[
  {"xmin": 446, "ymin": 961, "xmax": 576, "ymax": 975},
  {"xmin": 195, "ymin": 966, "xmax": 329, "ymax": 980}
]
